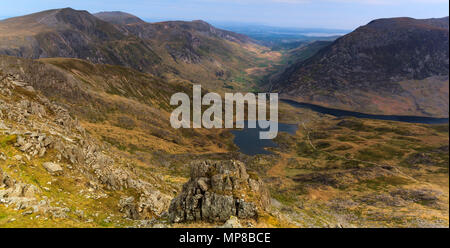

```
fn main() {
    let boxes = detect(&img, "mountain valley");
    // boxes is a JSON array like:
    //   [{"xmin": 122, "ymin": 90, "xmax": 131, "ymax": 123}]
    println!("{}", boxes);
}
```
[{"xmin": 0, "ymin": 9, "xmax": 448, "ymax": 228}]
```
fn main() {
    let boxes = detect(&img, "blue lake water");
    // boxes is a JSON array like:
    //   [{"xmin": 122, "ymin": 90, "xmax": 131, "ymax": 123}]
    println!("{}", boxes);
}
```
[
  {"xmin": 231, "ymin": 100, "xmax": 449, "ymax": 156},
  {"xmin": 231, "ymin": 121, "xmax": 298, "ymax": 156},
  {"xmin": 282, "ymin": 99, "xmax": 449, "ymax": 124}
]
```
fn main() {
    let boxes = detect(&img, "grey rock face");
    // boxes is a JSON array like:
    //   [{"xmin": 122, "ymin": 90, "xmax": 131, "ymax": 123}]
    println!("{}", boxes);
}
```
[{"xmin": 169, "ymin": 160, "xmax": 270, "ymax": 223}]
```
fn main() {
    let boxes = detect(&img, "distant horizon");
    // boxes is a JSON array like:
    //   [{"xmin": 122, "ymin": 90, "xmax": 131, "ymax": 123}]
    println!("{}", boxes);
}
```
[
  {"xmin": 1, "ymin": 0, "xmax": 449, "ymax": 30},
  {"xmin": 0, "ymin": 9, "xmax": 447, "ymax": 33},
  {"xmin": 0, "ymin": 12, "xmax": 354, "ymax": 32}
]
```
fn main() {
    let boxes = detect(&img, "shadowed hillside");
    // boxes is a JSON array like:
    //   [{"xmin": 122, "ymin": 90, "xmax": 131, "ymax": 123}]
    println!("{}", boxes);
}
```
[{"xmin": 273, "ymin": 17, "xmax": 449, "ymax": 117}]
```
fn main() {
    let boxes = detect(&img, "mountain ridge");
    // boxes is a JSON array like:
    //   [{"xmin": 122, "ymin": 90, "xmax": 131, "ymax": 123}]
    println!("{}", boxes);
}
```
[
  {"xmin": 94, "ymin": 11, "xmax": 145, "ymax": 25},
  {"xmin": 0, "ymin": 8, "xmax": 268, "ymax": 92},
  {"xmin": 0, "ymin": 8, "xmax": 162, "ymax": 74},
  {"xmin": 273, "ymin": 16, "xmax": 449, "ymax": 117}
]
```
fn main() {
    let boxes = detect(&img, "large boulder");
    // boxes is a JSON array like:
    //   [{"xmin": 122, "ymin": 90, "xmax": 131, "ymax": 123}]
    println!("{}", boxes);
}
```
[{"xmin": 169, "ymin": 160, "xmax": 270, "ymax": 223}]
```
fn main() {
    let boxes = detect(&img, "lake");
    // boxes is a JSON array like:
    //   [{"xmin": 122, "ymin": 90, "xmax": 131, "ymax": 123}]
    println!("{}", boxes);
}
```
[
  {"xmin": 282, "ymin": 99, "xmax": 449, "ymax": 124},
  {"xmin": 231, "ymin": 100, "xmax": 449, "ymax": 156},
  {"xmin": 231, "ymin": 121, "xmax": 298, "ymax": 156}
]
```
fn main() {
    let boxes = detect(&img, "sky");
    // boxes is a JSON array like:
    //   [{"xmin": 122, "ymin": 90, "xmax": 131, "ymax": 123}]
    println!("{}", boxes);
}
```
[{"xmin": 0, "ymin": 0, "xmax": 449, "ymax": 29}]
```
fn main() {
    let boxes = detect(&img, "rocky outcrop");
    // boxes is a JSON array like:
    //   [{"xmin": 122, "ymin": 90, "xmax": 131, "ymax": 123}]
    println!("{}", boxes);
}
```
[
  {"xmin": 0, "ymin": 71, "xmax": 171, "ymax": 218},
  {"xmin": 0, "ymin": 168, "xmax": 71, "ymax": 218},
  {"xmin": 0, "ymin": 168, "xmax": 39, "ymax": 210},
  {"xmin": 118, "ymin": 196, "xmax": 140, "ymax": 220},
  {"xmin": 169, "ymin": 160, "xmax": 270, "ymax": 223},
  {"xmin": 166, "ymin": 43, "xmax": 201, "ymax": 64}
]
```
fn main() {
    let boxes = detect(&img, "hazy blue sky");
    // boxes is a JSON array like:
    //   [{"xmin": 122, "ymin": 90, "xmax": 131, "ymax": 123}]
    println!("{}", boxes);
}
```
[{"xmin": 0, "ymin": 0, "xmax": 448, "ymax": 29}]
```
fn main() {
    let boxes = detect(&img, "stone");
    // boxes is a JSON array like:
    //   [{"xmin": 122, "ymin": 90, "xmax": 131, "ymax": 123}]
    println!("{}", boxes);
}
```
[
  {"xmin": 38, "ymin": 147, "xmax": 46, "ymax": 157},
  {"xmin": 13, "ymin": 155, "xmax": 23, "ymax": 161},
  {"xmin": 236, "ymin": 199, "xmax": 257, "ymax": 219},
  {"xmin": 22, "ymin": 210, "xmax": 33, "ymax": 216},
  {"xmin": 1, "ymin": 169, "xmax": 15, "ymax": 188},
  {"xmin": 42, "ymin": 137, "xmax": 53, "ymax": 147},
  {"xmin": 137, "ymin": 191, "xmax": 171, "ymax": 219},
  {"xmin": 168, "ymin": 160, "xmax": 270, "ymax": 223},
  {"xmin": 221, "ymin": 216, "xmax": 242, "ymax": 228},
  {"xmin": 24, "ymin": 86, "xmax": 35, "ymax": 92},
  {"xmin": 46, "ymin": 207, "xmax": 70, "ymax": 218},
  {"xmin": 118, "ymin": 196, "xmax": 140, "ymax": 220},
  {"xmin": 3, "ymin": 176, "xmax": 15, "ymax": 188},
  {"xmin": 197, "ymin": 177, "xmax": 209, "ymax": 192},
  {"xmin": 20, "ymin": 143, "xmax": 32, "ymax": 152},
  {"xmin": 30, "ymin": 102, "xmax": 45, "ymax": 116},
  {"xmin": 42, "ymin": 162, "xmax": 63, "ymax": 174},
  {"xmin": 23, "ymin": 184, "xmax": 38, "ymax": 198},
  {"xmin": 0, "ymin": 152, "xmax": 6, "ymax": 161},
  {"xmin": 16, "ymin": 136, "xmax": 26, "ymax": 146},
  {"xmin": 8, "ymin": 183, "xmax": 28, "ymax": 197},
  {"xmin": 0, "ymin": 121, "xmax": 8, "ymax": 130},
  {"xmin": 11, "ymin": 80, "xmax": 26, "ymax": 87}
]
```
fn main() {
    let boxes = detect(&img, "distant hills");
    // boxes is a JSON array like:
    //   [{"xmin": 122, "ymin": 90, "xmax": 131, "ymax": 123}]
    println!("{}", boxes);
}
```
[
  {"xmin": 0, "ymin": 9, "xmax": 448, "ymax": 117},
  {"xmin": 214, "ymin": 23, "xmax": 347, "ymax": 48},
  {"xmin": 0, "ymin": 8, "xmax": 268, "ymax": 92},
  {"xmin": 273, "ymin": 17, "xmax": 449, "ymax": 117},
  {"xmin": 0, "ymin": 8, "xmax": 162, "ymax": 73}
]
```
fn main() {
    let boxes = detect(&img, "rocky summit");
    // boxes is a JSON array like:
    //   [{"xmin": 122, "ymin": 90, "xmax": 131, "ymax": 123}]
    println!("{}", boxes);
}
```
[{"xmin": 169, "ymin": 160, "xmax": 270, "ymax": 223}]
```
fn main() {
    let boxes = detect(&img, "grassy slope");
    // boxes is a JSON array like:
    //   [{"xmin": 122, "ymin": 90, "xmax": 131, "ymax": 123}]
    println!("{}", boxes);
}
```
[
  {"xmin": 1, "ymin": 30, "xmax": 448, "ymax": 227},
  {"xmin": 260, "ymin": 102, "xmax": 449, "ymax": 227}
]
